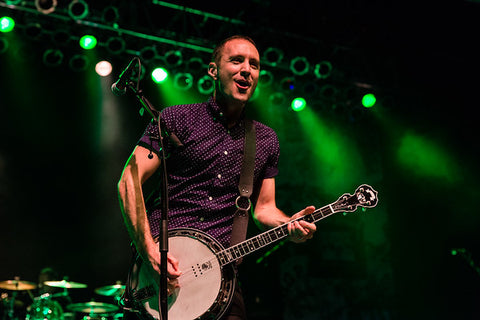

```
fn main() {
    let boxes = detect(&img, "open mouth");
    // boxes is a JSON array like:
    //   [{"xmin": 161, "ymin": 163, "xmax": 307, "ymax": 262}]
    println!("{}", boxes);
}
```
[{"xmin": 235, "ymin": 79, "xmax": 250, "ymax": 90}]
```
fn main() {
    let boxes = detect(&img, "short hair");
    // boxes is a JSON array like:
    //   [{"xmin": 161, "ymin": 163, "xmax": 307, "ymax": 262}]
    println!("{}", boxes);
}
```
[{"xmin": 211, "ymin": 35, "xmax": 258, "ymax": 65}]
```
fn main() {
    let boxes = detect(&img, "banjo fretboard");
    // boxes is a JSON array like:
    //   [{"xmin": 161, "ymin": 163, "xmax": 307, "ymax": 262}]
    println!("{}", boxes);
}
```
[{"xmin": 217, "ymin": 205, "xmax": 336, "ymax": 266}]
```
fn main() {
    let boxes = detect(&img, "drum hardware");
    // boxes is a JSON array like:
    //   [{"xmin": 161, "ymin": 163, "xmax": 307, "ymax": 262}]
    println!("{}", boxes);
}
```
[
  {"xmin": 0, "ymin": 279, "xmax": 37, "ymax": 291},
  {"xmin": 25, "ymin": 287, "xmax": 74, "ymax": 320},
  {"xmin": 35, "ymin": 291, "xmax": 70, "ymax": 300},
  {"xmin": 44, "ymin": 281, "xmax": 87, "ymax": 289},
  {"xmin": 1, "ymin": 278, "xmax": 37, "ymax": 320},
  {"xmin": 67, "ymin": 301, "xmax": 119, "ymax": 316},
  {"xmin": 26, "ymin": 295, "xmax": 64, "ymax": 320},
  {"xmin": 94, "ymin": 283, "xmax": 125, "ymax": 302}
]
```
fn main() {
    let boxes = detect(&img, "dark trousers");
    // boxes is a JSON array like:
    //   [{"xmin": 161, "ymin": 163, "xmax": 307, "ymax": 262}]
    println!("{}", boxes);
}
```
[{"xmin": 222, "ymin": 285, "xmax": 247, "ymax": 320}]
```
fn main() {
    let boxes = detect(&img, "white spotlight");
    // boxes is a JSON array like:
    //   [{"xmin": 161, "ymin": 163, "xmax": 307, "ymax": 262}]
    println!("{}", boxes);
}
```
[{"xmin": 95, "ymin": 60, "xmax": 112, "ymax": 77}]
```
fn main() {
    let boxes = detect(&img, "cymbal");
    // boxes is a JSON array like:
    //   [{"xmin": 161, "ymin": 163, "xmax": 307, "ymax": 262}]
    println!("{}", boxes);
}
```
[
  {"xmin": 67, "ymin": 302, "xmax": 119, "ymax": 314},
  {"xmin": 94, "ymin": 284, "xmax": 125, "ymax": 297},
  {"xmin": 0, "ymin": 280, "xmax": 37, "ymax": 291},
  {"xmin": 44, "ymin": 280, "xmax": 87, "ymax": 289}
]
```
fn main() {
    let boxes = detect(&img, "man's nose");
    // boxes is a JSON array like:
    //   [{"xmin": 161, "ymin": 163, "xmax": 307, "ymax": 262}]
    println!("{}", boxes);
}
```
[{"xmin": 240, "ymin": 62, "xmax": 252, "ymax": 74}]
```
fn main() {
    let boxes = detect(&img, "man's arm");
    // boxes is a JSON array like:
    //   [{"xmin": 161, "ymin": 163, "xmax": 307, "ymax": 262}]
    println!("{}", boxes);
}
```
[
  {"xmin": 117, "ymin": 145, "xmax": 181, "ymax": 277},
  {"xmin": 253, "ymin": 178, "xmax": 316, "ymax": 243}
]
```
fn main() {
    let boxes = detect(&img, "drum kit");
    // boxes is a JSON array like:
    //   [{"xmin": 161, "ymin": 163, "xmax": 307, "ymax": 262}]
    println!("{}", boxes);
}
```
[{"xmin": 0, "ymin": 278, "xmax": 125, "ymax": 320}]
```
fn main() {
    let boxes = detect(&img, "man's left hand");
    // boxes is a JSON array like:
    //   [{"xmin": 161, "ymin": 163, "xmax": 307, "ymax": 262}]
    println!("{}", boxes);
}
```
[{"xmin": 287, "ymin": 206, "xmax": 317, "ymax": 243}]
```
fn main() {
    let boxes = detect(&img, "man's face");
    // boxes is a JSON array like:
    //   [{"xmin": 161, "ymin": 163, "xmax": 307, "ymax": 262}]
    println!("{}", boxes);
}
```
[{"xmin": 209, "ymin": 38, "xmax": 260, "ymax": 105}]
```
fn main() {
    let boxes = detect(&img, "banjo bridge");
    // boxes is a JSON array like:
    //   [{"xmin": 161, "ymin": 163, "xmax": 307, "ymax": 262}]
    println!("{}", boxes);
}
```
[{"xmin": 191, "ymin": 261, "xmax": 214, "ymax": 278}]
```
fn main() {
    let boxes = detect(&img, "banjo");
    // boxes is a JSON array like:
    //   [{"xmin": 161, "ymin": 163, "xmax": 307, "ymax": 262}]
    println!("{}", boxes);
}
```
[{"xmin": 126, "ymin": 184, "xmax": 378, "ymax": 320}]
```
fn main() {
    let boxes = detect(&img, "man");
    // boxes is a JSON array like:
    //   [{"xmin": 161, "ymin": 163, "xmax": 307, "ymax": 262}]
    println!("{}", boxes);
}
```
[{"xmin": 118, "ymin": 35, "xmax": 316, "ymax": 319}]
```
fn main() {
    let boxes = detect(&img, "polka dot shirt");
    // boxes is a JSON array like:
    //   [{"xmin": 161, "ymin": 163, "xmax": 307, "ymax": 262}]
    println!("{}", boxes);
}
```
[{"xmin": 137, "ymin": 97, "xmax": 280, "ymax": 248}]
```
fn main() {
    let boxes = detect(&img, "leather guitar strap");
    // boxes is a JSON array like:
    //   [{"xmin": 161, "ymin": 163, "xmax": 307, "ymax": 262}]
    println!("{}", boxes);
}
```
[{"xmin": 230, "ymin": 119, "xmax": 256, "ymax": 247}]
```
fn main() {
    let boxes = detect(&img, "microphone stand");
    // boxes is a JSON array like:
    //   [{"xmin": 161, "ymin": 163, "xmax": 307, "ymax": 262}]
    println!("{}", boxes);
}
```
[{"xmin": 126, "ymin": 81, "xmax": 169, "ymax": 320}]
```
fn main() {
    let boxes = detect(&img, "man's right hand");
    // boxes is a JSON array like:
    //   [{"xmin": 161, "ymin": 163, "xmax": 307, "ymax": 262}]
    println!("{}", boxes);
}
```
[{"xmin": 148, "ymin": 251, "xmax": 182, "ymax": 296}]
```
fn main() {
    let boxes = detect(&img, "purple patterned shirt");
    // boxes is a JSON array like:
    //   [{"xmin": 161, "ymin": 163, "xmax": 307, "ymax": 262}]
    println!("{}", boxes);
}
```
[{"xmin": 138, "ymin": 97, "xmax": 280, "ymax": 247}]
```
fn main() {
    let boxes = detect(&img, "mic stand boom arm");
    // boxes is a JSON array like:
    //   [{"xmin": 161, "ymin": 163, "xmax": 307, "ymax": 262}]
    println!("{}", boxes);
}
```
[{"xmin": 126, "ymin": 81, "xmax": 169, "ymax": 320}]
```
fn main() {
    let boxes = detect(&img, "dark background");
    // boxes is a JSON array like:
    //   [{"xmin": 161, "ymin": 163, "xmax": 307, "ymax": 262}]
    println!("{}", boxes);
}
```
[{"xmin": 1, "ymin": 1, "xmax": 480, "ymax": 319}]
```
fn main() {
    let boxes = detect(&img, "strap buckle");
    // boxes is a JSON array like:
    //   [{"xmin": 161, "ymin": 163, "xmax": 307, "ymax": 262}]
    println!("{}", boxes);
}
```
[{"xmin": 235, "ymin": 196, "xmax": 251, "ymax": 211}]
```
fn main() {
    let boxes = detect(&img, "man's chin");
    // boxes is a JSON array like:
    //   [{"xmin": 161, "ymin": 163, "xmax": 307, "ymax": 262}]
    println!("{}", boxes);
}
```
[
  {"xmin": 217, "ymin": 90, "xmax": 254, "ymax": 106},
  {"xmin": 234, "ymin": 90, "xmax": 253, "ymax": 102}
]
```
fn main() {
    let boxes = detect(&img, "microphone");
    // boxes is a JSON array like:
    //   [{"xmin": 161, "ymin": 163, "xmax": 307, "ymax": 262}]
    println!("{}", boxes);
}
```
[{"xmin": 111, "ymin": 58, "xmax": 137, "ymax": 96}]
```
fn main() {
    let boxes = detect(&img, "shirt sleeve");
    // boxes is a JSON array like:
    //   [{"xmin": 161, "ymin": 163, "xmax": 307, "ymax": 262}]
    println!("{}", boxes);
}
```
[{"xmin": 137, "ymin": 107, "xmax": 178, "ymax": 157}]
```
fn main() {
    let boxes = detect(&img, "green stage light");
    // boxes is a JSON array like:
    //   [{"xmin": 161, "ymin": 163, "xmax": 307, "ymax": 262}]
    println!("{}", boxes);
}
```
[
  {"xmin": 362, "ymin": 93, "xmax": 376, "ymax": 108},
  {"xmin": 397, "ymin": 132, "xmax": 460, "ymax": 183},
  {"xmin": 291, "ymin": 97, "xmax": 307, "ymax": 112},
  {"xmin": 0, "ymin": 16, "xmax": 15, "ymax": 33},
  {"xmin": 151, "ymin": 67, "xmax": 168, "ymax": 83},
  {"xmin": 79, "ymin": 35, "xmax": 97, "ymax": 50}
]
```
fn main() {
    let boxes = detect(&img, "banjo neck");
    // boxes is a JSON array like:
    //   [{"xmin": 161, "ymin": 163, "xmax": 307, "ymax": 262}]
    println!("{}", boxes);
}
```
[
  {"xmin": 216, "ymin": 205, "xmax": 332, "ymax": 267},
  {"xmin": 216, "ymin": 184, "xmax": 378, "ymax": 267}
]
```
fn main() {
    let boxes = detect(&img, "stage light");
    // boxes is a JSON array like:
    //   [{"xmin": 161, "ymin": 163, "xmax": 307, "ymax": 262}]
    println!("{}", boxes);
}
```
[
  {"xmin": 269, "ymin": 92, "xmax": 286, "ymax": 106},
  {"xmin": 35, "ymin": 0, "xmax": 57, "ymax": 14},
  {"xmin": 302, "ymin": 81, "xmax": 318, "ymax": 96},
  {"xmin": 0, "ymin": 16, "xmax": 15, "ymax": 33},
  {"xmin": 320, "ymin": 84, "xmax": 338, "ymax": 101},
  {"xmin": 0, "ymin": 38, "xmax": 9, "ymax": 54},
  {"xmin": 362, "ymin": 93, "xmax": 376, "ymax": 108},
  {"xmin": 51, "ymin": 30, "xmax": 70, "ymax": 45},
  {"xmin": 291, "ymin": 97, "xmax": 307, "ymax": 112},
  {"xmin": 152, "ymin": 67, "xmax": 168, "ymax": 83},
  {"xmin": 69, "ymin": 54, "xmax": 90, "ymax": 72},
  {"xmin": 24, "ymin": 23, "xmax": 42, "ymax": 39},
  {"xmin": 164, "ymin": 50, "xmax": 183, "ymax": 68},
  {"xmin": 280, "ymin": 77, "xmax": 296, "ymax": 91},
  {"xmin": 102, "ymin": 6, "xmax": 119, "ymax": 24},
  {"xmin": 140, "ymin": 46, "xmax": 157, "ymax": 62},
  {"xmin": 258, "ymin": 70, "xmax": 274, "ymax": 88},
  {"xmin": 290, "ymin": 56, "xmax": 310, "ymax": 76},
  {"xmin": 174, "ymin": 72, "xmax": 193, "ymax": 91},
  {"xmin": 197, "ymin": 75, "xmax": 214, "ymax": 95},
  {"xmin": 79, "ymin": 35, "xmax": 97, "ymax": 50},
  {"xmin": 42, "ymin": 49, "xmax": 63, "ymax": 67},
  {"xmin": 263, "ymin": 47, "xmax": 283, "ymax": 67},
  {"xmin": 186, "ymin": 57, "xmax": 205, "ymax": 74},
  {"xmin": 314, "ymin": 61, "xmax": 332, "ymax": 79},
  {"xmin": 106, "ymin": 37, "xmax": 125, "ymax": 55},
  {"xmin": 95, "ymin": 60, "xmax": 112, "ymax": 77},
  {"xmin": 68, "ymin": 0, "xmax": 89, "ymax": 20}
]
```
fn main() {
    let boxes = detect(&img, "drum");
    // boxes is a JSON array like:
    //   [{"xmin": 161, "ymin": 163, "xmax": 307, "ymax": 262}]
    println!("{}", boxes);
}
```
[
  {"xmin": 66, "ymin": 301, "xmax": 119, "ymax": 320},
  {"xmin": 27, "ymin": 296, "xmax": 64, "ymax": 320}
]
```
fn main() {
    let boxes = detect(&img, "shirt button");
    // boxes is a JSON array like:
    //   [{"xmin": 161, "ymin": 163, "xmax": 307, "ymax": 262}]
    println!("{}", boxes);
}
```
[
  {"xmin": 208, "ymin": 196, "xmax": 213, "ymax": 201},
  {"xmin": 224, "ymin": 151, "xmax": 228, "ymax": 155},
  {"xmin": 217, "ymin": 174, "xmax": 222, "ymax": 179}
]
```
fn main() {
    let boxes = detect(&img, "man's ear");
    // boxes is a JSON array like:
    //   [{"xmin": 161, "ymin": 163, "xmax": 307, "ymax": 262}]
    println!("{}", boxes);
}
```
[{"xmin": 208, "ymin": 62, "xmax": 218, "ymax": 80}]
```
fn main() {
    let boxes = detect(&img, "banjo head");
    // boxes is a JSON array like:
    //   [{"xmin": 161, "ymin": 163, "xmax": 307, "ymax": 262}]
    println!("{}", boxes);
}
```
[{"xmin": 139, "ymin": 228, "xmax": 236, "ymax": 320}]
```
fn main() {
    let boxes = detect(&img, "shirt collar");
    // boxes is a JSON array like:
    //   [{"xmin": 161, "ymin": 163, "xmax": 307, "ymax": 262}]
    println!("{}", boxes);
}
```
[{"xmin": 207, "ymin": 96, "xmax": 246, "ymax": 129}]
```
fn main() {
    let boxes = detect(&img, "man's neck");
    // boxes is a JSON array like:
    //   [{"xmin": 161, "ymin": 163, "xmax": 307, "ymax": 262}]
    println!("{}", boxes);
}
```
[{"xmin": 215, "ymin": 96, "xmax": 245, "ymax": 128}]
